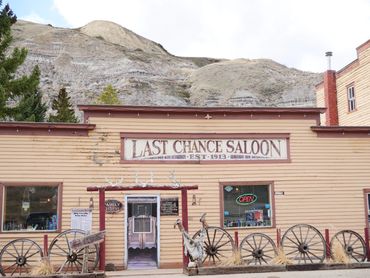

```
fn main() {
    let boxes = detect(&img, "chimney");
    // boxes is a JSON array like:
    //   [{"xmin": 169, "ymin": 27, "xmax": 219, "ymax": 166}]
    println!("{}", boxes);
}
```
[{"xmin": 323, "ymin": 51, "xmax": 338, "ymax": 126}]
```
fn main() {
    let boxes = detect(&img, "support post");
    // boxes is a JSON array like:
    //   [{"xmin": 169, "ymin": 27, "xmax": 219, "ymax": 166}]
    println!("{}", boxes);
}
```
[
  {"xmin": 181, "ymin": 189, "xmax": 189, "ymax": 268},
  {"xmin": 276, "ymin": 228, "xmax": 281, "ymax": 248},
  {"xmin": 365, "ymin": 227, "xmax": 370, "ymax": 262},
  {"xmin": 43, "ymin": 234, "xmax": 48, "ymax": 257},
  {"xmin": 234, "ymin": 231, "xmax": 239, "ymax": 249},
  {"xmin": 325, "ymin": 229, "xmax": 330, "ymax": 259},
  {"xmin": 99, "ymin": 188, "xmax": 106, "ymax": 271}
]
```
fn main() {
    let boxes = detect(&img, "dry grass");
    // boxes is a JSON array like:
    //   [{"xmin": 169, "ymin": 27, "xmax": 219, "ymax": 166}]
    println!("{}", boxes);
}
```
[
  {"xmin": 272, "ymin": 247, "xmax": 293, "ymax": 265},
  {"xmin": 330, "ymin": 241, "xmax": 350, "ymax": 264},
  {"xmin": 219, "ymin": 250, "xmax": 243, "ymax": 266},
  {"xmin": 30, "ymin": 257, "xmax": 54, "ymax": 276}
]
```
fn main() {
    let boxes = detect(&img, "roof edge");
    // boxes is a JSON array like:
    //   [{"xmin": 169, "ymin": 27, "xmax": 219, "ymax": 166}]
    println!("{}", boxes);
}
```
[
  {"xmin": 311, "ymin": 126, "xmax": 370, "ymax": 138},
  {"xmin": 78, "ymin": 104, "xmax": 326, "ymax": 114},
  {"xmin": 0, "ymin": 122, "xmax": 96, "ymax": 136},
  {"xmin": 79, "ymin": 105, "xmax": 325, "ymax": 123}
]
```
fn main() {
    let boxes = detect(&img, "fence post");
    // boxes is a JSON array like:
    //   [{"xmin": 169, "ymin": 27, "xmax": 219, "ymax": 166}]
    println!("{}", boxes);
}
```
[
  {"xmin": 234, "ymin": 231, "xmax": 239, "ymax": 249},
  {"xmin": 43, "ymin": 234, "xmax": 48, "ymax": 257},
  {"xmin": 276, "ymin": 228, "xmax": 281, "ymax": 248},
  {"xmin": 325, "ymin": 229, "xmax": 330, "ymax": 259},
  {"xmin": 365, "ymin": 227, "xmax": 370, "ymax": 262}
]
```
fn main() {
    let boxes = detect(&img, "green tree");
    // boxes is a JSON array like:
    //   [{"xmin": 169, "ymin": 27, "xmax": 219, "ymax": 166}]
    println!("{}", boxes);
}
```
[
  {"xmin": 96, "ymin": 84, "xmax": 121, "ymax": 105},
  {"xmin": 0, "ymin": 1, "xmax": 45, "ymax": 121},
  {"xmin": 48, "ymin": 88, "xmax": 77, "ymax": 123},
  {"xmin": 13, "ymin": 84, "xmax": 47, "ymax": 121}
]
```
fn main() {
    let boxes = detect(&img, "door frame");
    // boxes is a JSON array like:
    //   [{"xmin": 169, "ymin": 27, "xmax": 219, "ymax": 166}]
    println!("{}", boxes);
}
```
[
  {"xmin": 364, "ymin": 189, "xmax": 370, "ymax": 229},
  {"xmin": 124, "ymin": 194, "xmax": 160, "ymax": 269}
]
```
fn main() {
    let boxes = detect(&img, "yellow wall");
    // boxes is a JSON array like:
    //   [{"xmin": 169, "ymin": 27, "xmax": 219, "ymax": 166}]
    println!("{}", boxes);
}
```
[
  {"xmin": 1, "ymin": 115, "xmax": 370, "ymax": 268},
  {"xmin": 336, "ymin": 45, "xmax": 370, "ymax": 125},
  {"xmin": 315, "ymin": 86, "xmax": 326, "ymax": 125}
]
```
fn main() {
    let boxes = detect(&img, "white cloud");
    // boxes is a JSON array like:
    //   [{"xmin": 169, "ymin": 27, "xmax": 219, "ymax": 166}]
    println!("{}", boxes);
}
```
[
  {"xmin": 21, "ymin": 12, "xmax": 48, "ymax": 24},
  {"xmin": 53, "ymin": 0, "xmax": 370, "ymax": 72}
]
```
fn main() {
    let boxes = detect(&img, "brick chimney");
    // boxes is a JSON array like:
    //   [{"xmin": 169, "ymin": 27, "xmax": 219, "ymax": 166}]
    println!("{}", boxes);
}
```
[{"xmin": 323, "ymin": 52, "xmax": 339, "ymax": 126}]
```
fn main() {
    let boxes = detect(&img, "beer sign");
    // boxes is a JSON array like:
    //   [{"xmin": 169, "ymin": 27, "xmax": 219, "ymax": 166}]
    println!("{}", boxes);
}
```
[
  {"xmin": 236, "ymin": 193, "xmax": 257, "ymax": 205},
  {"xmin": 105, "ymin": 199, "xmax": 123, "ymax": 214}
]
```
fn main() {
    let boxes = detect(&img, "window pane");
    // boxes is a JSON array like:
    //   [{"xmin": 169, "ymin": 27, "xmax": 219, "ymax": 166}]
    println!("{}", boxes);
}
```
[
  {"xmin": 134, "ymin": 217, "xmax": 152, "ymax": 233},
  {"xmin": 3, "ymin": 186, "xmax": 58, "ymax": 231},
  {"xmin": 223, "ymin": 184, "xmax": 272, "ymax": 228}
]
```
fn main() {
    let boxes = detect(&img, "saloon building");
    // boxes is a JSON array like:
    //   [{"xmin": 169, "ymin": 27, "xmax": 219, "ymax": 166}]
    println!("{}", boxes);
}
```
[{"xmin": 1, "ymin": 101, "xmax": 370, "ymax": 270}]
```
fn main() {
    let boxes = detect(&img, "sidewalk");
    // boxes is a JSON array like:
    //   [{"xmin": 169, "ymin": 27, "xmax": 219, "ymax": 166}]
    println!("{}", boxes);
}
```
[
  {"xmin": 105, "ymin": 268, "xmax": 370, "ymax": 278},
  {"xmin": 106, "ymin": 268, "xmax": 184, "ymax": 277}
]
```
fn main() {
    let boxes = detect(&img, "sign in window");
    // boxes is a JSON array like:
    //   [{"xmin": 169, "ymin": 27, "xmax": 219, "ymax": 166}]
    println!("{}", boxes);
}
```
[{"xmin": 223, "ymin": 184, "xmax": 272, "ymax": 228}]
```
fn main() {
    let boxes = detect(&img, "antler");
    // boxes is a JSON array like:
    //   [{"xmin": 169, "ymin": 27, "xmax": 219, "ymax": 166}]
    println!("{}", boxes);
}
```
[
  {"xmin": 174, "ymin": 219, "xmax": 184, "ymax": 232},
  {"xmin": 200, "ymin": 213, "xmax": 208, "ymax": 228}
]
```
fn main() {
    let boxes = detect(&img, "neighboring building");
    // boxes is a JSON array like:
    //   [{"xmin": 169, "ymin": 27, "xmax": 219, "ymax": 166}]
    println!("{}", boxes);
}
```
[
  {"xmin": 1, "ymin": 105, "xmax": 370, "ymax": 270},
  {"xmin": 316, "ymin": 39, "xmax": 370, "ymax": 126}
]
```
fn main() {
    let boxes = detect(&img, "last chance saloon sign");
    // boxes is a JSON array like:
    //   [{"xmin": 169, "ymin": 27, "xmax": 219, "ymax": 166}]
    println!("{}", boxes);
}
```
[{"xmin": 122, "ymin": 134, "xmax": 289, "ymax": 163}]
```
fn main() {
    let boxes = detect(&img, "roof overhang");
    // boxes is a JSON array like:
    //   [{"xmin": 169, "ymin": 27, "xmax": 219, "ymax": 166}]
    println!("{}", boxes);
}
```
[{"xmin": 0, "ymin": 122, "xmax": 96, "ymax": 136}]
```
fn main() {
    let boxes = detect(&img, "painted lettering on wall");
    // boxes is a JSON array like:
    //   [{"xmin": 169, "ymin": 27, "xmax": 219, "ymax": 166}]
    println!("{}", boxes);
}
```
[{"xmin": 123, "ymin": 137, "xmax": 288, "ymax": 161}]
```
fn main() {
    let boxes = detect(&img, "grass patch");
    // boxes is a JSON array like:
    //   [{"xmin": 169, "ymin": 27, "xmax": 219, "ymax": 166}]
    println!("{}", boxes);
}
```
[
  {"xmin": 330, "ymin": 241, "xmax": 350, "ymax": 264},
  {"xmin": 31, "ymin": 257, "xmax": 54, "ymax": 275},
  {"xmin": 272, "ymin": 248, "xmax": 293, "ymax": 265}
]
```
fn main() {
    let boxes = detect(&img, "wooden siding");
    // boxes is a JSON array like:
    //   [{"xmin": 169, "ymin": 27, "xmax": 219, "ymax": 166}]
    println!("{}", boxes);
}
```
[
  {"xmin": 315, "ymin": 86, "xmax": 326, "ymax": 125},
  {"xmin": 336, "ymin": 44, "xmax": 370, "ymax": 125},
  {"xmin": 1, "ymin": 116, "xmax": 370, "ymax": 268}
]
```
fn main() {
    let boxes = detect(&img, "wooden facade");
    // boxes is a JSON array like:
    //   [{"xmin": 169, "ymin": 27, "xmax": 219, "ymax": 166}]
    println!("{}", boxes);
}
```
[
  {"xmin": 316, "ymin": 39, "xmax": 370, "ymax": 126},
  {"xmin": 1, "ymin": 106, "xmax": 370, "ymax": 269}
]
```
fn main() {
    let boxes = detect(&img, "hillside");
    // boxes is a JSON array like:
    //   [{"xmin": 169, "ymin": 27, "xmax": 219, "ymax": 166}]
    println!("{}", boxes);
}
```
[{"xmin": 10, "ymin": 20, "xmax": 321, "ymax": 114}]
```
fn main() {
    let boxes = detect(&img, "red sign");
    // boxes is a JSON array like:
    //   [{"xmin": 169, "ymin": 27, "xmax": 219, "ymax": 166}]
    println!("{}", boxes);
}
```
[{"xmin": 236, "ymin": 193, "xmax": 257, "ymax": 205}]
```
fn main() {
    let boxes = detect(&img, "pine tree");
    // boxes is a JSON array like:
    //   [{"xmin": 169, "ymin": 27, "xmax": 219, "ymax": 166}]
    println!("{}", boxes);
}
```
[
  {"xmin": 13, "ymin": 86, "xmax": 47, "ymax": 122},
  {"xmin": 0, "ymin": 1, "xmax": 45, "ymax": 121},
  {"xmin": 96, "ymin": 84, "xmax": 121, "ymax": 105},
  {"xmin": 48, "ymin": 88, "xmax": 77, "ymax": 123}
]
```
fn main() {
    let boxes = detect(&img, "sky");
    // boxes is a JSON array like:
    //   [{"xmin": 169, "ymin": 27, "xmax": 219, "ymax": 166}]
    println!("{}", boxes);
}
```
[{"xmin": 7, "ymin": 0, "xmax": 370, "ymax": 73}]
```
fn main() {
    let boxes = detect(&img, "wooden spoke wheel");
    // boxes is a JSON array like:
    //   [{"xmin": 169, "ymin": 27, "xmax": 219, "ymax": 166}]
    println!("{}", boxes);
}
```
[
  {"xmin": 239, "ymin": 233, "xmax": 277, "ymax": 265},
  {"xmin": 48, "ymin": 229, "xmax": 99, "ymax": 273},
  {"xmin": 0, "ymin": 239, "xmax": 43, "ymax": 276},
  {"xmin": 193, "ymin": 226, "xmax": 235, "ymax": 265},
  {"xmin": 330, "ymin": 230, "xmax": 366, "ymax": 262},
  {"xmin": 281, "ymin": 224, "xmax": 326, "ymax": 264}
]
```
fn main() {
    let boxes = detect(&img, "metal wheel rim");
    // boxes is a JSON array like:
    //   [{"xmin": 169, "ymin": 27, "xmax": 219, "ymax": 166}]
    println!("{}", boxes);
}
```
[
  {"xmin": 281, "ymin": 224, "xmax": 326, "ymax": 264},
  {"xmin": 48, "ymin": 229, "xmax": 99, "ymax": 273},
  {"xmin": 330, "ymin": 230, "xmax": 366, "ymax": 262},
  {"xmin": 240, "ymin": 233, "xmax": 277, "ymax": 265},
  {"xmin": 0, "ymin": 239, "xmax": 43, "ymax": 276},
  {"xmin": 193, "ymin": 226, "xmax": 235, "ymax": 265}
]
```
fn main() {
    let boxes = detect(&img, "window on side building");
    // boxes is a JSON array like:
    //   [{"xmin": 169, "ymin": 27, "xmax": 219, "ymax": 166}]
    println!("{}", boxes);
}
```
[
  {"xmin": 222, "ymin": 183, "xmax": 273, "ymax": 228},
  {"xmin": 347, "ymin": 85, "xmax": 356, "ymax": 112},
  {"xmin": 1, "ymin": 183, "xmax": 61, "ymax": 232}
]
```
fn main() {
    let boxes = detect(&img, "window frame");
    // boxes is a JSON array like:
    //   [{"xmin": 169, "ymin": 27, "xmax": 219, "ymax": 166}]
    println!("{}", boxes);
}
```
[
  {"xmin": 364, "ymin": 189, "xmax": 370, "ymax": 230},
  {"xmin": 219, "ymin": 181, "xmax": 275, "ymax": 229},
  {"xmin": 347, "ymin": 84, "xmax": 356, "ymax": 113},
  {"xmin": 0, "ymin": 182, "xmax": 63, "ymax": 233}
]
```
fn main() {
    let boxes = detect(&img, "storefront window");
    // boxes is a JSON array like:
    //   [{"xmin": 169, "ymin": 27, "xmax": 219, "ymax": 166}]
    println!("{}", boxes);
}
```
[
  {"xmin": 2, "ymin": 185, "xmax": 59, "ymax": 232},
  {"xmin": 223, "ymin": 184, "xmax": 272, "ymax": 228},
  {"xmin": 367, "ymin": 193, "xmax": 370, "ymax": 226}
]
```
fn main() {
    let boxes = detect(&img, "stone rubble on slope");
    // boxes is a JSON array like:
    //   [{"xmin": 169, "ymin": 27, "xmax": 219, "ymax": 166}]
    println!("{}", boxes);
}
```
[{"xmin": 10, "ymin": 20, "xmax": 322, "ymax": 119}]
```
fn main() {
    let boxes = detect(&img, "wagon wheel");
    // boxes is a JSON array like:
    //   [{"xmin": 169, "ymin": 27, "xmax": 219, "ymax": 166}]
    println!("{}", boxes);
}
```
[
  {"xmin": 281, "ymin": 224, "xmax": 326, "ymax": 264},
  {"xmin": 330, "ymin": 230, "xmax": 366, "ymax": 262},
  {"xmin": 240, "ymin": 233, "xmax": 277, "ymax": 265},
  {"xmin": 48, "ymin": 229, "xmax": 99, "ymax": 273},
  {"xmin": 193, "ymin": 226, "xmax": 235, "ymax": 265},
  {"xmin": 0, "ymin": 239, "xmax": 43, "ymax": 276}
]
